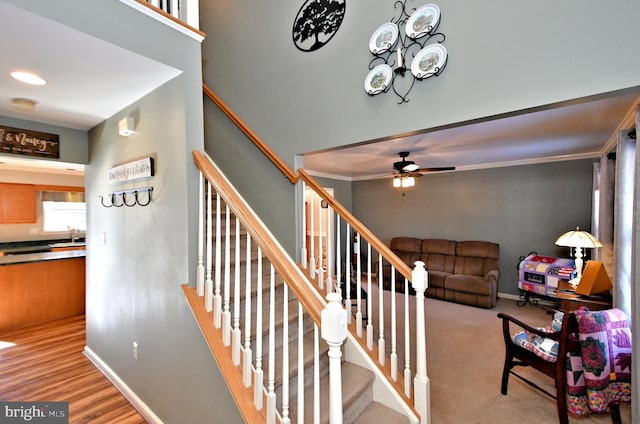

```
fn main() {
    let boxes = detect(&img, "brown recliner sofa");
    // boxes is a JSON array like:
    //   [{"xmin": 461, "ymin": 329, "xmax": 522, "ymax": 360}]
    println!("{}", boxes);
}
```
[{"xmin": 380, "ymin": 237, "xmax": 500, "ymax": 308}]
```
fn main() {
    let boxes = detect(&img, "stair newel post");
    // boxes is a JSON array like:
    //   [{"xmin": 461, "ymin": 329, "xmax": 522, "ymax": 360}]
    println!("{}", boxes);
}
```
[
  {"xmin": 301, "ymin": 181, "xmax": 307, "ymax": 269},
  {"xmin": 266, "ymin": 265, "xmax": 276, "ymax": 424},
  {"xmin": 412, "ymin": 261, "xmax": 431, "ymax": 424},
  {"xmin": 196, "ymin": 173, "xmax": 205, "ymax": 296},
  {"xmin": 309, "ymin": 195, "xmax": 316, "ymax": 280},
  {"xmin": 232, "ymin": 217, "xmax": 241, "ymax": 366},
  {"xmin": 205, "ymin": 181, "xmax": 213, "ymax": 312},
  {"xmin": 254, "ymin": 248, "xmax": 264, "ymax": 410},
  {"xmin": 222, "ymin": 206, "xmax": 231, "ymax": 346},
  {"xmin": 243, "ymin": 234, "xmax": 253, "ymax": 388},
  {"xmin": 404, "ymin": 277, "xmax": 412, "ymax": 397},
  {"xmin": 321, "ymin": 292, "xmax": 348, "ymax": 424}
]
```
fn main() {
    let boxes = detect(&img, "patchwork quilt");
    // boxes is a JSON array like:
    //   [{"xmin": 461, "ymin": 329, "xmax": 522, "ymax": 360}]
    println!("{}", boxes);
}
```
[
  {"xmin": 511, "ymin": 308, "xmax": 632, "ymax": 416},
  {"xmin": 566, "ymin": 308, "xmax": 632, "ymax": 416}
]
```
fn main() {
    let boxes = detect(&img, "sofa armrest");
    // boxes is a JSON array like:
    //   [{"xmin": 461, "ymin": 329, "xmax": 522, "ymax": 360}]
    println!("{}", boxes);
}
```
[{"xmin": 485, "ymin": 269, "xmax": 500, "ymax": 283}]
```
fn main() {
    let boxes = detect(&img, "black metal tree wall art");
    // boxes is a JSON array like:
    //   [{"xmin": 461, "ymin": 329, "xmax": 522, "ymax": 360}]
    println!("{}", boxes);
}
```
[
  {"xmin": 293, "ymin": 0, "xmax": 346, "ymax": 52},
  {"xmin": 364, "ymin": 1, "xmax": 447, "ymax": 104}
]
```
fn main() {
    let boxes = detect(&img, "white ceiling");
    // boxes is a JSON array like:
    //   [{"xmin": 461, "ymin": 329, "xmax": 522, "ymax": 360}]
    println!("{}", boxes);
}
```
[
  {"xmin": 1, "ymin": 0, "xmax": 638, "ymax": 180},
  {"xmin": 304, "ymin": 91, "xmax": 640, "ymax": 180},
  {"xmin": 0, "ymin": 0, "xmax": 181, "ymax": 173}
]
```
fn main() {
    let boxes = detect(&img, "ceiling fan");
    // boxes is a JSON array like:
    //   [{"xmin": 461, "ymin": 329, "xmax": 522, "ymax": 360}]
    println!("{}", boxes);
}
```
[{"xmin": 392, "ymin": 151, "xmax": 455, "ymax": 177}]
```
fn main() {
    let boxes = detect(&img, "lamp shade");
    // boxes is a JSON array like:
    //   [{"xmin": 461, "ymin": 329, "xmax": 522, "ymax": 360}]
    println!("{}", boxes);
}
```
[{"xmin": 555, "ymin": 227, "xmax": 602, "ymax": 248}]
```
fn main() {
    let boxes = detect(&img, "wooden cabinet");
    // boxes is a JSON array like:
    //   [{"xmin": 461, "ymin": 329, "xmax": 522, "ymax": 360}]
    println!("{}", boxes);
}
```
[
  {"xmin": 0, "ymin": 257, "xmax": 86, "ymax": 330},
  {"xmin": 0, "ymin": 183, "xmax": 36, "ymax": 223}
]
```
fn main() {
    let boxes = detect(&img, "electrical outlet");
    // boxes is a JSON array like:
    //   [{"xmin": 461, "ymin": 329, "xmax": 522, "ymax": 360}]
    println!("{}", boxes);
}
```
[{"xmin": 132, "ymin": 341, "xmax": 139, "ymax": 360}]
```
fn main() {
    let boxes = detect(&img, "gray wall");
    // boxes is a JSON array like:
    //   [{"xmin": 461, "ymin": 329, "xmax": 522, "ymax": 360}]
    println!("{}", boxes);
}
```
[
  {"xmin": 352, "ymin": 160, "xmax": 595, "ymax": 296},
  {"xmin": 200, "ymin": 0, "xmax": 640, "ymax": 256},
  {"xmin": 7, "ymin": 1, "xmax": 243, "ymax": 423}
]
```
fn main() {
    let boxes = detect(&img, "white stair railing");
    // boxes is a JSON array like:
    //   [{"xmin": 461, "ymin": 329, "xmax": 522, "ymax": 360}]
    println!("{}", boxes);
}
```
[
  {"xmin": 192, "ymin": 151, "xmax": 342, "ymax": 423},
  {"xmin": 299, "ymin": 169, "xmax": 430, "ymax": 424}
]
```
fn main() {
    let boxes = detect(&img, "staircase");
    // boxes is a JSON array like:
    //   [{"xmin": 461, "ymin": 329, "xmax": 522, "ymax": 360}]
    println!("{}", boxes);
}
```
[{"xmin": 183, "ymin": 153, "xmax": 418, "ymax": 424}]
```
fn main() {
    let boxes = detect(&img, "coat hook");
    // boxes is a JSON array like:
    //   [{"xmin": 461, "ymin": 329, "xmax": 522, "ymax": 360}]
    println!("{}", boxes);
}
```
[
  {"xmin": 112, "ymin": 192, "xmax": 124, "ymax": 207},
  {"xmin": 136, "ymin": 188, "xmax": 153, "ymax": 206},
  {"xmin": 99, "ymin": 195, "xmax": 114, "ymax": 208},
  {"xmin": 123, "ymin": 191, "xmax": 137, "ymax": 207}
]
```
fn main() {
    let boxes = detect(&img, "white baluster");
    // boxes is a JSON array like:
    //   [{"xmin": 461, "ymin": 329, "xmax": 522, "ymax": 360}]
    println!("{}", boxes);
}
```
[
  {"xmin": 281, "ymin": 284, "xmax": 290, "ymax": 423},
  {"xmin": 205, "ymin": 182, "xmax": 213, "ymax": 312},
  {"xmin": 254, "ymin": 248, "xmax": 264, "ymax": 410},
  {"xmin": 325, "ymin": 204, "xmax": 332, "ymax": 296},
  {"xmin": 368, "ymin": 254, "xmax": 378, "ymax": 350},
  {"xmin": 232, "ymin": 217, "xmax": 241, "ymax": 366},
  {"xmin": 412, "ymin": 261, "xmax": 431, "ymax": 424},
  {"xmin": 404, "ymin": 277, "xmax": 412, "ymax": 397},
  {"xmin": 344, "ymin": 224, "xmax": 351, "ymax": 325},
  {"xmin": 214, "ymin": 195, "xmax": 224, "ymax": 332},
  {"xmin": 309, "ymin": 196, "xmax": 316, "ymax": 280},
  {"xmin": 221, "ymin": 196, "xmax": 231, "ymax": 346},
  {"xmin": 379, "ymin": 265, "xmax": 388, "ymax": 365},
  {"xmin": 214, "ymin": 194, "xmax": 222, "ymax": 328},
  {"xmin": 196, "ymin": 173, "xmax": 205, "ymax": 296},
  {"xmin": 243, "ymin": 234, "xmax": 253, "ymax": 387},
  {"xmin": 391, "ymin": 263, "xmax": 398, "ymax": 381},
  {"xmin": 266, "ymin": 266, "xmax": 276, "ymax": 424},
  {"xmin": 318, "ymin": 198, "xmax": 324, "ymax": 290},
  {"xmin": 313, "ymin": 324, "xmax": 320, "ymax": 424},
  {"xmin": 297, "ymin": 303, "xmax": 304, "ymax": 424},
  {"xmin": 321, "ymin": 292, "xmax": 348, "ymax": 424},
  {"xmin": 356, "ymin": 238, "xmax": 365, "ymax": 337},
  {"xmin": 335, "ymin": 217, "xmax": 341, "ymax": 296},
  {"xmin": 301, "ymin": 182, "xmax": 308, "ymax": 269},
  {"xmin": 355, "ymin": 233, "xmax": 362, "ymax": 329}
]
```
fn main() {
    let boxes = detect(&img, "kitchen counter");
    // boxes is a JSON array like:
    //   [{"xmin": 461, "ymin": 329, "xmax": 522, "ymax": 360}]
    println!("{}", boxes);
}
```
[
  {"xmin": 0, "ymin": 249, "xmax": 86, "ymax": 330},
  {"xmin": 0, "ymin": 249, "xmax": 86, "ymax": 266}
]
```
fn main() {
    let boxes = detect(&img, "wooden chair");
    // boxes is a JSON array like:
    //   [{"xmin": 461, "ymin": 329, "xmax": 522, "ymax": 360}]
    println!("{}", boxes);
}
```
[{"xmin": 497, "ymin": 311, "xmax": 622, "ymax": 424}]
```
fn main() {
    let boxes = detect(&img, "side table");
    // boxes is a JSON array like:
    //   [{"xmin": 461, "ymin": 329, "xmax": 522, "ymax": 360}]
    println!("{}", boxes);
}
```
[{"xmin": 556, "ymin": 280, "xmax": 612, "ymax": 312}]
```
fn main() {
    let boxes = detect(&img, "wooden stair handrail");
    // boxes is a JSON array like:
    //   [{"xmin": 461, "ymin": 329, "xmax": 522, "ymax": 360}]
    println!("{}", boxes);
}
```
[
  {"xmin": 202, "ymin": 84, "xmax": 299, "ymax": 184},
  {"xmin": 298, "ymin": 169, "xmax": 413, "ymax": 282},
  {"xmin": 193, "ymin": 150, "xmax": 321, "ymax": 325}
]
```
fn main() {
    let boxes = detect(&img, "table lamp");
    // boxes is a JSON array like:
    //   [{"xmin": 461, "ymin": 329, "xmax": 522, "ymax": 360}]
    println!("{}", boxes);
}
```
[{"xmin": 555, "ymin": 226, "xmax": 602, "ymax": 287}]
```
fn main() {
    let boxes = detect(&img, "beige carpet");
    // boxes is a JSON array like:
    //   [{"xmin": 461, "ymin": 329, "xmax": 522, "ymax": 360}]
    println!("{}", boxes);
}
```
[{"xmin": 358, "ymin": 282, "xmax": 631, "ymax": 424}]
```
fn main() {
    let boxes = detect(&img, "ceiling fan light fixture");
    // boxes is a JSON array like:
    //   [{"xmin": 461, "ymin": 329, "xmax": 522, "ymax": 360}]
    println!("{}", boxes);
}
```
[
  {"xmin": 402, "ymin": 176, "xmax": 415, "ymax": 188},
  {"xmin": 403, "ymin": 163, "xmax": 419, "ymax": 172},
  {"xmin": 393, "ymin": 176, "xmax": 402, "ymax": 187}
]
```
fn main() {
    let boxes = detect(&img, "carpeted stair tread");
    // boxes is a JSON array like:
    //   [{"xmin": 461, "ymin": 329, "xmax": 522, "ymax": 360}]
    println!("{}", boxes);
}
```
[
  {"xmin": 351, "ymin": 401, "xmax": 410, "ymax": 424},
  {"xmin": 290, "ymin": 361, "xmax": 375, "ymax": 424}
]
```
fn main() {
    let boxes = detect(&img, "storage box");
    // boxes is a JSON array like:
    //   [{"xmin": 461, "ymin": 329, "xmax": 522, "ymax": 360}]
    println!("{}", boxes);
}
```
[{"xmin": 518, "ymin": 255, "xmax": 575, "ymax": 297}]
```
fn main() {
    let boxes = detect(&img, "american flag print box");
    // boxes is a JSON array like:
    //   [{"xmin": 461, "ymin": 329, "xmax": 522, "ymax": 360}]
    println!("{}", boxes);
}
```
[{"xmin": 518, "ymin": 255, "xmax": 575, "ymax": 297}]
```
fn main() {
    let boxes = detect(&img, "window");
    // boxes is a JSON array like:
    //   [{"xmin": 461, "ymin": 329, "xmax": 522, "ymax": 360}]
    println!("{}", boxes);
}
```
[{"xmin": 41, "ymin": 191, "xmax": 86, "ymax": 232}]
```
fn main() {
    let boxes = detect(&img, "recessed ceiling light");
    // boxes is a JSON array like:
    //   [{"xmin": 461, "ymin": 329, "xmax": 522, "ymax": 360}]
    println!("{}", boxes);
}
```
[
  {"xmin": 10, "ymin": 71, "xmax": 47, "ymax": 86},
  {"xmin": 11, "ymin": 98, "xmax": 37, "ymax": 111}
]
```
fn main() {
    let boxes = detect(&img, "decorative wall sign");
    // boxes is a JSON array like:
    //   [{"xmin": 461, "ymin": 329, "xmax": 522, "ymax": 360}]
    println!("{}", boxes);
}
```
[
  {"xmin": 365, "ymin": 1, "xmax": 447, "ymax": 104},
  {"xmin": 293, "ymin": 0, "xmax": 346, "ymax": 52},
  {"xmin": 0, "ymin": 125, "xmax": 60, "ymax": 158},
  {"xmin": 108, "ymin": 157, "xmax": 155, "ymax": 184}
]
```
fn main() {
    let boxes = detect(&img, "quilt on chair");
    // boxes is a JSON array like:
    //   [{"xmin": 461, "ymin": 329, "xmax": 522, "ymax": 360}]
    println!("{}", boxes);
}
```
[{"xmin": 566, "ymin": 308, "xmax": 632, "ymax": 416}]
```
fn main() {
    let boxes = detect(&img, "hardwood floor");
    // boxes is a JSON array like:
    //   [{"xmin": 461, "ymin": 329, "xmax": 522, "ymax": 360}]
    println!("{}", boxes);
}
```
[{"xmin": 0, "ymin": 315, "xmax": 146, "ymax": 423}]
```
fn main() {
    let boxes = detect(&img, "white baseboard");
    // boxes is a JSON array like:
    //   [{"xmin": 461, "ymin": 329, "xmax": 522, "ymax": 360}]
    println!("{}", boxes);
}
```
[
  {"xmin": 497, "ymin": 292, "xmax": 520, "ymax": 301},
  {"xmin": 83, "ymin": 346, "xmax": 163, "ymax": 424}
]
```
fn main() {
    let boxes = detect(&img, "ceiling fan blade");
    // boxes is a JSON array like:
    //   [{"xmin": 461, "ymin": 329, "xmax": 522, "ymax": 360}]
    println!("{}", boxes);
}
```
[{"xmin": 416, "ymin": 166, "xmax": 456, "ymax": 173}]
